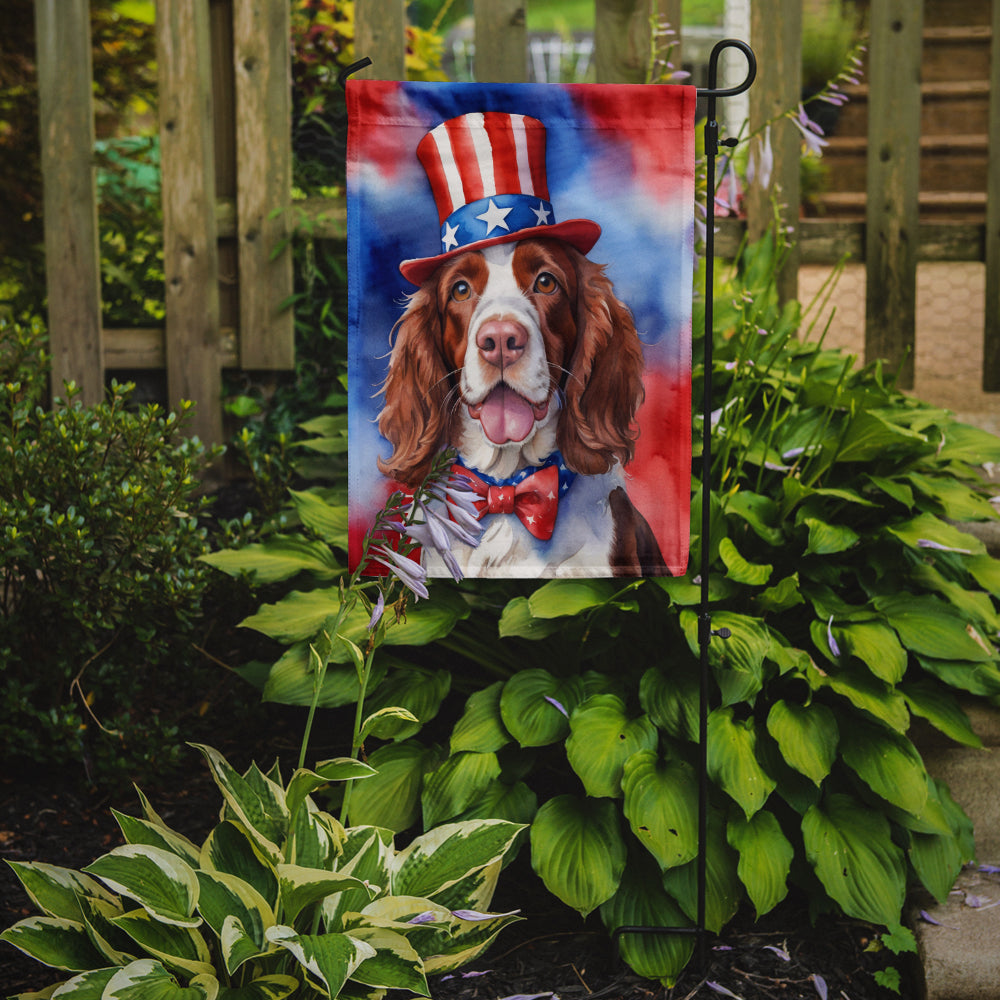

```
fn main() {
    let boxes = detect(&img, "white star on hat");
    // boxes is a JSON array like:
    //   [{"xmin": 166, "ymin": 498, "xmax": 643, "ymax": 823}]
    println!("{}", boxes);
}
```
[
  {"xmin": 532, "ymin": 202, "xmax": 552, "ymax": 225},
  {"xmin": 476, "ymin": 199, "xmax": 513, "ymax": 235},
  {"xmin": 442, "ymin": 221, "xmax": 460, "ymax": 251}
]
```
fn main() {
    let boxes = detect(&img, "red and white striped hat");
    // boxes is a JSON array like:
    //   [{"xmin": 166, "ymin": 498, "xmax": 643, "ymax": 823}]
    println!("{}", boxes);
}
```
[{"xmin": 399, "ymin": 111, "xmax": 601, "ymax": 285}]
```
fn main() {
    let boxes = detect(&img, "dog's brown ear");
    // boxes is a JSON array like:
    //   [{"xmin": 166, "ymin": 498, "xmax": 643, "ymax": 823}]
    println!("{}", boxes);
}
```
[
  {"xmin": 377, "ymin": 285, "xmax": 452, "ymax": 487},
  {"xmin": 558, "ymin": 256, "xmax": 645, "ymax": 475}
]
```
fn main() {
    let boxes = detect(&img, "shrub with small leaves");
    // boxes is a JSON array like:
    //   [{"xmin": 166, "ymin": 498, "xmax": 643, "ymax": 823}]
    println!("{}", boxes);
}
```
[{"xmin": 0, "ymin": 317, "xmax": 220, "ymax": 783}]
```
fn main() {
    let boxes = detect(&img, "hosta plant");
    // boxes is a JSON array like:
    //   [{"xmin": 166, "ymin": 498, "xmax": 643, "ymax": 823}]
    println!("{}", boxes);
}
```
[{"xmin": 1, "ymin": 744, "xmax": 523, "ymax": 999}]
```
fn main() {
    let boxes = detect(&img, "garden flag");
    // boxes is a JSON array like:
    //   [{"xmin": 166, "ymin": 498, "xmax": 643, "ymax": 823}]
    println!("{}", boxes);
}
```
[{"xmin": 347, "ymin": 80, "xmax": 696, "ymax": 578}]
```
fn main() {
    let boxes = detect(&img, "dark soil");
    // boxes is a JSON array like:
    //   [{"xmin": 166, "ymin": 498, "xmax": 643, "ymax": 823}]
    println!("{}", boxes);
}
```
[{"xmin": 0, "ymin": 749, "xmax": 916, "ymax": 999}]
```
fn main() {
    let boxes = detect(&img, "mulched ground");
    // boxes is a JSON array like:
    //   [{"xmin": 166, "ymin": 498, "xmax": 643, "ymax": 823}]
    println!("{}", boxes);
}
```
[{"xmin": 1, "ymin": 739, "xmax": 914, "ymax": 1000}]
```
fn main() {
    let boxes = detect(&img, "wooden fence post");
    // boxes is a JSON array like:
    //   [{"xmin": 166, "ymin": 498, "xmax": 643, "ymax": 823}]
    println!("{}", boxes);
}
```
[
  {"xmin": 746, "ymin": 0, "xmax": 801, "ymax": 304},
  {"xmin": 864, "ymin": 0, "xmax": 923, "ymax": 389},
  {"xmin": 354, "ymin": 0, "xmax": 407, "ymax": 80},
  {"xmin": 233, "ymin": 0, "xmax": 294, "ymax": 370},
  {"xmin": 34, "ymin": 0, "xmax": 104, "ymax": 405},
  {"xmin": 983, "ymin": 0, "xmax": 1000, "ymax": 390},
  {"xmin": 157, "ymin": 0, "xmax": 223, "ymax": 445},
  {"xmin": 474, "ymin": 0, "xmax": 527, "ymax": 82},
  {"xmin": 594, "ymin": 0, "xmax": 655, "ymax": 84}
]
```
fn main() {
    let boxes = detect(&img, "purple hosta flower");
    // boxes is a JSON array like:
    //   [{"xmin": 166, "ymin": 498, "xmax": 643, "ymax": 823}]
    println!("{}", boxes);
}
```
[
  {"xmin": 919, "ymin": 909, "xmax": 958, "ymax": 929},
  {"xmin": 407, "ymin": 911, "xmax": 438, "ymax": 925},
  {"xmin": 451, "ymin": 908, "xmax": 521, "ymax": 921},
  {"xmin": 367, "ymin": 590, "xmax": 385, "ymax": 631},
  {"xmin": 544, "ymin": 695, "xmax": 569, "ymax": 718},
  {"xmin": 827, "ymin": 615, "xmax": 842, "ymax": 658},
  {"xmin": 497, "ymin": 994, "xmax": 558, "ymax": 1000},
  {"xmin": 791, "ymin": 104, "xmax": 829, "ymax": 157},
  {"xmin": 812, "ymin": 974, "xmax": 828, "ymax": 1000},
  {"xmin": 715, "ymin": 157, "xmax": 741, "ymax": 215},
  {"xmin": 747, "ymin": 124, "xmax": 774, "ymax": 191},
  {"xmin": 979, "ymin": 864, "xmax": 1000, "ymax": 874},
  {"xmin": 368, "ymin": 543, "xmax": 429, "ymax": 600},
  {"xmin": 917, "ymin": 538, "xmax": 973, "ymax": 555},
  {"xmin": 441, "ymin": 970, "xmax": 493, "ymax": 981},
  {"xmin": 706, "ymin": 982, "xmax": 742, "ymax": 999},
  {"xmin": 763, "ymin": 944, "xmax": 791, "ymax": 962}
]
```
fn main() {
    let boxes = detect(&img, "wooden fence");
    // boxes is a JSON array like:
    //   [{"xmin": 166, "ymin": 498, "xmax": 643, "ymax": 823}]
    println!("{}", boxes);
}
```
[{"xmin": 33, "ymin": 0, "xmax": 1000, "ymax": 445}]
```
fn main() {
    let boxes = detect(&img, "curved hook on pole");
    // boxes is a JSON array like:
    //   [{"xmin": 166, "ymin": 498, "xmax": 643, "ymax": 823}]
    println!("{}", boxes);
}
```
[
  {"xmin": 697, "ymin": 38, "xmax": 757, "ymax": 99},
  {"xmin": 337, "ymin": 57, "xmax": 373, "ymax": 90}
]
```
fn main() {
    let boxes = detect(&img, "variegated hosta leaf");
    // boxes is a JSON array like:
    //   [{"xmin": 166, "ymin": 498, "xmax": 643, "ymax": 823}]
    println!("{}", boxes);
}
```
[
  {"xmin": 346, "ymin": 740, "xmax": 442, "ymax": 832},
  {"xmin": 599, "ymin": 853, "xmax": 694, "ymax": 987},
  {"xmin": 112, "ymin": 810, "xmax": 201, "ymax": 868},
  {"xmin": 214, "ymin": 974, "xmax": 300, "ymax": 1000},
  {"xmin": 450, "ymin": 681, "xmax": 511, "ymax": 754},
  {"xmin": 265, "ymin": 926, "xmax": 376, "ymax": 998},
  {"xmin": 285, "ymin": 760, "xmax": 375, "ymax": 824},
  {"xmin": 344, "ymin": 926, "xmax": 429, "ymax": 995},
  {"xmin": 77, "ymin": 894, "xmax": 136, "ymax": 966},
  {"xmin": 288, "ymin": 801, "xmax": 343, "ymax": 870},
  {"xmin": 838, "ymin": 718, "xmax": 929, "ymax": 817},
  {"xmin": 706, "ymin": 707, "xmax": 776, "ymax": 819},
  {"xmin": 191, "ymin": 746, "xmax": 288, "ymax": 863},
  {"xmin": 322, "ymin": 828, "xmax": 393, "ymax": 931},
  {"xmin": 200, "ymin": 822, "xmax": 278, "ymax": 910},
  {"xmin": 621, "ymin": 751, "xmax": 699, "ymax": 871},
  {"xmin": 420, "ymin": 751, "xmax": 502, "ymax": 829},
  {"xmin": 421, "ymin": 906, "xmax": 523, "ymax": 975},
  {"xmin": 423, "ymin": 859, "xmax": 501, "ymax": 916},
  {"xmin": 499, "ymin": 669, "xmax": 585, "ymax": 747},
  {"xmin": 661, "ymin": 810, "xmax": 742, "ymax": 934},
  {"xmin": 565, "ymin": 695, "xmax": 658, "ymax": 799},
  {"xmin": 110, "ymin": 908, "xmax": 214, "ymax": 979},
  {"xmin": 802, "ymin": 793, "xmax": 906, "ymax": 926},
  {"xmin": 102, "ymin": 958, "xmax": 218, "ymax": 999},
  {"xmin": 44, "ymin": 966, "xmax": 118, "ymax": 997},
  {"xmin": 0, "ymin": 915, "xmax": 107, "ymax": 972},
  {"xmin": 362, "ymin": 667, "xmax": 452, "ymax": 741},
  {"xmin": 83, "ymin": 845, "xmax": 200, "ymax": 928},
  {"xmin": 765, "ymin": 700, "xmax": 838, "ymax": 786},
  {"xmin": 4, "ymin": 861, "xmax": 118, "ymax": 922},
  {"xmin": 391, "ymin": 820, "xmax": 524, "ymax": 901},
  {"xmin": 276, "ymin": 864, "xmax": 375, "ymax": 925},
  {"xmin": 727, "ymin": 810, "xmax": 793, "ymax": 917},
  {"xmin": 529, "ymin": 795, "xmax": 626, "ymax": 917},
  {"xmin": 195, "ymin": 871, "xmax": 274, "ymax": 974}
]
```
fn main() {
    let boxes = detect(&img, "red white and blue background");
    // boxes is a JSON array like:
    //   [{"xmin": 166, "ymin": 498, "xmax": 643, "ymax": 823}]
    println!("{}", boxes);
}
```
[{"xmin": 347, "ymin": 80, "xmax": 696, "ymax": 578}]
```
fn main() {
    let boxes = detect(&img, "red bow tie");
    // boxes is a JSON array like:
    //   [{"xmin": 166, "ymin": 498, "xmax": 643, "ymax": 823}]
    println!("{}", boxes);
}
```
[{"xmin": 452, "ymin": 463, "xmax": 559, "ymax": 541}]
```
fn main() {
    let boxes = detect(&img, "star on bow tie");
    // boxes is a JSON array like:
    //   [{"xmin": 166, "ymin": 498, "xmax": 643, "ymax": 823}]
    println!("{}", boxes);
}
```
[{"xmin": 451, "ymin": 463, "xmax": 560, "ymax": 541}]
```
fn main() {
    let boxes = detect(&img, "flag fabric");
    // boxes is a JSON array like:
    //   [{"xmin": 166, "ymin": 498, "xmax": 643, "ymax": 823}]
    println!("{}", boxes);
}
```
[{"xmin": 347, "ymin": 80, "xmax": 696, "ymax": 579}]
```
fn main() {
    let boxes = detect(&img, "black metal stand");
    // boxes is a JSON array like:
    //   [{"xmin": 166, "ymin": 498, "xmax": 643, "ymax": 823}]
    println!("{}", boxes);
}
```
[
  {"xmin": 612, "ymin": 38, "xmax": 756, "ymax": 972},
  {"xmin": 340, "ymin": 42, "xmax": 758, "ymax": 974}
]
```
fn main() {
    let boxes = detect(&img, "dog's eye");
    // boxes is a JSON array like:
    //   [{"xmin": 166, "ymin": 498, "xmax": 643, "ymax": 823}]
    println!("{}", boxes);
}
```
[
  {"xmin": 451, "ymin": 280, "xmax": 472, "ymax": 302},
  {"xmin": 534, "ymin": 272, "xmax": 559, "ymax": 295}
]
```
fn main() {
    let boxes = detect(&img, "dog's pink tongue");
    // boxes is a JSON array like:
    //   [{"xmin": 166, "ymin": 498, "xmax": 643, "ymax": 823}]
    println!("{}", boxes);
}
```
[{"xmin": 471, "ymin": 385, "xmax": 544, "ymax": 444}]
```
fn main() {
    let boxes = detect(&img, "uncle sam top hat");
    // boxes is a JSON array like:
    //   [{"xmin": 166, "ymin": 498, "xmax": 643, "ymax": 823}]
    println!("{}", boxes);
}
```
[{"xmin": 399, "ymin": 111, "xmax": 602, "ymax": 285}]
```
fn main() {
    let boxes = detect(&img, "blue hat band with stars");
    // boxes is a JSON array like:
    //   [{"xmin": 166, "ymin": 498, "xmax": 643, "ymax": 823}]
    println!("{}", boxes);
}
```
[{"xmin": 441, "ymin": 194, "xmax": 556, "ymax": 254}]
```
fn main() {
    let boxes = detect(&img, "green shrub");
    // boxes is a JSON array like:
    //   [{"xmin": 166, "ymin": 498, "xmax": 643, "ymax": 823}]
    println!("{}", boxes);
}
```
[{"xmin": 0, "ymin": 316, "xmax": 221, "ymax": 784}]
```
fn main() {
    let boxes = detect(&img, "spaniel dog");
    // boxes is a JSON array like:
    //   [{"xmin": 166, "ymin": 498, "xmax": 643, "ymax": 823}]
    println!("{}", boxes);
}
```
[{"xmin": 375, "ymin": 236, "xmax": 665, "ymax": 578}]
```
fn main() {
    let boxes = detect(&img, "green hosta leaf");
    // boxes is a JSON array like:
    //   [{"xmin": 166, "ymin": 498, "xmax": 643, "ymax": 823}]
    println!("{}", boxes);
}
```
[
  {"xmin": 874, "ymin": 594, "xmax": 995, "ymax": 662},
  {"xmin": 566, "ymin": 695, "xmax": 658, "ymax": 798},
  {"xmin": 916, "ymin": 655, "xmax": 1000, "ymax": 697},
  {"xmin": 216, "ymin": 975, "xmax": 299, "ymax": 999},
  {"xmin": 901, "ymin": 680, "xmax": 982, "ymax": 748},
  {"xmin": 277, "ymin": 865, "xmax": 374, "ymax": 925},
  {"xmin": 809, "ymin": 661, "xmax": 910, "ymax": 732},
  {"xmin": 661, "ymin": 810, "xmax": 741, "ymax": 933},
  {"xmin": 191, "ymin": 746, "xmax": 287, "ymax": 863},
  {"xmin": 707, "ymin": 707, "xmax": 776, "ymax": 819},
  {"xmin": 260, "ymin": 643, "xmax": 386, "ymax": 709},
  {"xmin": 392, "ymin": 820, "xmax": 524, "ymax": 901},
  {"xmin": 724, "ymin": 490, "xmax": 784, "ymax": 545},
  {"xmin": 718, "ymin": 537, "xmax": 772, "ymax": 585},
  {"xmin": 966, "ymin": 553, "xmax": 1000, "ymax": 597},
  {"xmin": 835, "ymin": 410, "xmax": 927, "ymax": 463},
  {"xmin": 421, "ymin": 751, "xmax": 502, "ymax": 828},
  {"xmin": 345, "ymin": 926, "xmax": 428, "ymax": 994},
  {"xmin": 802, "ymin": 517, "xmax": 859, "ymax": 556},
  {"xmin": 346, "ymin": 740, "xmax": 442, "ymax": 832},
  {"xmin": 935, "ymin": 421, "xmax": 1000, "ymax": 464},
  {"xmin": 639, "ymin": 664, "xmax": 699, "ymax": 742},
  {"xmin": 839, "ymin": 718, "xmax": 929, "ymax": 816},
  {"xmin": 103, "ymin": 959, "xmax": 218, "ymax": 1000},
  {"xmin": 802, "ymin": 793, "xmax": 906, "ymax": 926},
  {"xmin": 0, "ymin": 916, "xmax": 107, "ymax": 971},
  {"xmin": 499, "ymin": 670, "xmax": 584, "ymax": 747},
  {"xmin": 886, "ymin": 512, "xmax": 985, "ymax": 556},
  {"xmin": 621, "ymin": 751, "xmax": 699, "ymax": 870},
  {"xmin": 909, "ymin": 827, "xmax": 966, "ymax": 905},
  {"xmin": 83, "ymin": 846, "xmax": 200, "ymax": 928},
  {"xmin": 453, "ymin": 779, "xmax": 538, "ymax": 827},
  {"xmin": 835, "ymin": 621, "xmax": 907, "ymax": 684},
  {"xmin": 265, "ymin": 926, "xmax": 375, "ymax": 997},
  {"xmin": 530, "ymin": 795, "xmax": 626, "ymax": 917},
  {"xmin": 681, "ymin": 610, "xmax": 770, "ymax": 706},
  {"xmin": 755, "ymin": 573, "xmax": 804, "ymax": 614},
  {"xmin": 288, "ymin": 488, "xmax": 348, "ymax": 544},
  {"xmin": 111, "ymin": 908, "xmax": 214, "ymax": 978},
  {"xmin": 527, "ymin": 579, "xmax": 618, "ymax": 618},
  {"xmin": 200, "ymin": 822, "xmax": 278, "ymax": 910},
  {"xmin": 200, "ymin": 535, "xmax": 342, "ymax": 584},
  {"xmin": 727, "ymin": 811, "xmax": 793, "ymax": 918},
  {"xmin": 910, "ymin": 562, "xmax": 1000, "ymax": 633},
  {"xmin": 450, "ymin": 682, "xmax": 511, "ymax": 754},
  {"xmin": 497, "ymin": 596, "xmax": 564, "ymax": 639},
  {"xmin": 359, "ymin": 706, "xmax": 421, "ymax": 742},
  {"xmin": 112, "ymin": 812, "xmax": 201, "ymax": 868},
  {"xmin": 765, "ymin": 700, "xmax": 837, "ymax": 786},
  {"xmin": 195, "ymin": 871, "xmax": 273, "ymax": 974},
  {"xmin": 362, "ymin": 667, "xmax": 451, "ymax": 740},
  {"xmin": 908, "ymin": 471, "xmax": 999, "ymax": 521},
  {"xmin": 4, "ymin": 862, "xmax": 118, "ymax": 922},
  {"xmin": 655, "ymin": 573, "xmax": 738, "ymax": 606},
  {"xmin": 599, "ymin": 853, "xmax": 694, "ymax": 987},
  {"xmin": 865, "ymin": 474, "xmax": 914, "ymax": 509}
]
